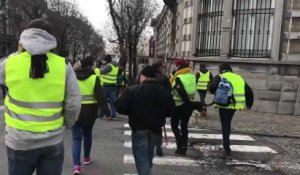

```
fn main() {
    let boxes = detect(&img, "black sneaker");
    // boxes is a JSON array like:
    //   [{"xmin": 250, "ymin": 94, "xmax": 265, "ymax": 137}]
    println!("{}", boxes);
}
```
[
  {"xmin": 218, "ymin": 151, "xmax": 232, "ymax": 159},
  {"xmin": 156, "ymin": 148, "xmax": 164, "ymax": 157},
  {"xmin": 175, "ymin": 149, "xmax": 186, "ymax": 156}
]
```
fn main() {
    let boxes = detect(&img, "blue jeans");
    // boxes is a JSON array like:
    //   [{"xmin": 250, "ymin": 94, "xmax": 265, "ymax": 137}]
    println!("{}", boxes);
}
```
[
  {"xmin": 72, "ymin": 122, "xmax": 94, "ymax": 166},
  {"xmin": 7, "ymin": 142, "xmax": 64, "ymax": 175},
  {"xmin": 132, "ymin": 130, "xmax": 160, "ymax": 175},
  {"xmin": 101, "ymin": 86, "xmax": 117, "ymax": 118}
]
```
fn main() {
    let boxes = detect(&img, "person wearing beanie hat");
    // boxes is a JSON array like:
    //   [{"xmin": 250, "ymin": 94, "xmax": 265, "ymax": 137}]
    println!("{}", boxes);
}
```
[
  {"xmin": 99, "ymin": 54, "xmax": 119, "ymax": 120},
  {"xmin": 170, "ymin": 59, "xmax": 196, "ymax": 156},
  {"xmin": 209, "ymin": 63, "xmax": 254, "ymax": 159},
  {"xmin": 195, "ymin": 64, "xmax": 213, "ymax": 119},
  {"xmin": 116, "ymin": 65, "xmax": 174, "ymax": 175}
]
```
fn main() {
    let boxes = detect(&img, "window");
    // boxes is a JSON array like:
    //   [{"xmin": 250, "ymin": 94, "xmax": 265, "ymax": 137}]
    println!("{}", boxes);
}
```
[
  {"xmin": 230, "ymin": 0, "xmax": 274, "ymax": 58},
  {"xmin": 197, "ymin": 0, "xmax": 224, "ymax": 57}
]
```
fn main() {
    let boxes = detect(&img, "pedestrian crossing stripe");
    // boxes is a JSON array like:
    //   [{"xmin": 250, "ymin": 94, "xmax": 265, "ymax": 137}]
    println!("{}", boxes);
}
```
[
  {"xmin": 123, "ymin": 141, "xmax": 277, "ymax": 153},
  {"xmin": 124, "ymin": 124, "xmax": 208, "ymax": 131},
  {"xmin": 194, "ymin": 144, "xmax": 277, "ymax": 153},
  {"xmin": 124, "ymin": 131, "xmax": 255, "ymax": 141},
  {"xmin": 124, "ymin": 154, "xmax": 199, "ymax": 166}
]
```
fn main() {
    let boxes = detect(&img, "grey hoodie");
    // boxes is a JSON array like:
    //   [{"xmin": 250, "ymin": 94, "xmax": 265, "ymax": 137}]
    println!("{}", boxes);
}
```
[{"xmin": 0, "ymin": 28, "xmax": 81, "ymax": 150}]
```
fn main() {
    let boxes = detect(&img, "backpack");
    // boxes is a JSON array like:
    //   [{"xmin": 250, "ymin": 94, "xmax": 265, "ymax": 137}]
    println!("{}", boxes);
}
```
[{"xmin": 213, "ymin": 76, "xmax": 234, "ymax": 106}]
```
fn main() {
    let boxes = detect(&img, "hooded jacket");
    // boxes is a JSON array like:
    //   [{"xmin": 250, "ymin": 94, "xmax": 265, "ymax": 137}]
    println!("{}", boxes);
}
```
[
  {"xmin": 75, "ymin": 69, "xmax": 111, "ymax": 124},
  {"xmin": 0, "ymin": 28, "xmax": 81, "ymax": 150}
]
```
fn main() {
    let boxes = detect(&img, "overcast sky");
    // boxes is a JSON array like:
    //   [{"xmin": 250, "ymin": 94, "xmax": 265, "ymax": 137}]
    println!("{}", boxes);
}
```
[
  {"xmin": 75, "ymin": 0, "xmax": 164, "ymax": 30},
  {"xmin": 73, "ymin": 0, "xmax": 164, "ymax": 52}
]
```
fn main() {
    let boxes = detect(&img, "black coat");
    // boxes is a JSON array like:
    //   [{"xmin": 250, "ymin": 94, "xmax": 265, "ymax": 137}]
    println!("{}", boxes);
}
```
[
  {"xmin": 75, "ymin": 69, "xmax": 111, "ymax": 125},
  {"xmin": 116, "ymin": 80, "xmax": 174, "ymax": 133}
]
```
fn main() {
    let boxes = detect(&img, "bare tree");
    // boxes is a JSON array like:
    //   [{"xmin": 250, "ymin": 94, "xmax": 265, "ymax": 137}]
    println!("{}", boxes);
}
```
[{"xmin": 107, "ymin": 0, "xmax": 158, "ymax": 83}]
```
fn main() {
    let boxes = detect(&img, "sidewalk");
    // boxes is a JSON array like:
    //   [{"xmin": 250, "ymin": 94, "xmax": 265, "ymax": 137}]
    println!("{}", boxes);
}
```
[{"xmin": 190, "ymin": 108, "xmax": 300, "ymax": 138}]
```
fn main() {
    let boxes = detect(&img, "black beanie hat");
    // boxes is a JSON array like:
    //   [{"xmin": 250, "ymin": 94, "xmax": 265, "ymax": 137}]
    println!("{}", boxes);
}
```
[
  {"xmin": 140, "ymin": 65, "xmax": 156, "ymax": 78},
  {"xmin": 219, "ymin": 62, "xmax": 232, "ymax": 73}
]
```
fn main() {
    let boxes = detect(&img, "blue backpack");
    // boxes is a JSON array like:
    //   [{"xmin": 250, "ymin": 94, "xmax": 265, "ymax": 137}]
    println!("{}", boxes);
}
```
[{"xmin": 213, "ymin": 76, "xmax": 233, "ymax": 106}]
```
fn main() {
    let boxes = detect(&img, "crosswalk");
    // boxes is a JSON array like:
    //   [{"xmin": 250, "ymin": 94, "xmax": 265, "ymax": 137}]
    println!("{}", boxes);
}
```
[{"xmin": 122, "ymin": 124, "xmax": 278, "ymax": 174}]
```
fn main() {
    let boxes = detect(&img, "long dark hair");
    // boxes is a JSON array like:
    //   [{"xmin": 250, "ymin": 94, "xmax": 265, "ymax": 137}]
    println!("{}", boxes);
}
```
[{"xmin": 26, "ymin": 19, "xmax": 54, "ymax": 79}]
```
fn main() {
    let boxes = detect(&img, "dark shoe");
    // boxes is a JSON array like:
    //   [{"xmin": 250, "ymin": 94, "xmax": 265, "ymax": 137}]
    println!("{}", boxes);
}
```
[
  {"xmin": 156, "ymin": 148, "xmax": 164, "ymax": 157},
  {"xmin": 218, "ymin": 151, "xmax": 232, "ymax": 159},
  {"xmin": 175, "ymin": 149, "xmax": 186, "ymax": 156}
]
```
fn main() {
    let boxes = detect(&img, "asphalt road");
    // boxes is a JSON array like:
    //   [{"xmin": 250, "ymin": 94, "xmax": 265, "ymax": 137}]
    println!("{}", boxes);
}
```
[{"xmin": 1, "ymin": 109, "xmax": 294, "ymax": 175}]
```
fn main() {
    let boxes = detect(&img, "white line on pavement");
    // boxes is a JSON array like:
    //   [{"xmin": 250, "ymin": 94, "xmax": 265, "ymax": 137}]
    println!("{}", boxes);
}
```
[
  {"xmin": 124, "ymin": 141, "xmax": 178, "ymax": 149},
  {"xmin": 124, "ymin": 131, "xmax": 255, "ymax": 141},
  {"xmin": 123, "ymin": 154, "xmax": 199, "ymax": 166},
  {"xmin": 193, "ymin": 144, "xmax": 277, "ymax": 153},
  {"xmin": 124, "ymin": 141, "xmax": 276, "ymax": 153},
  {"xmin": 123, "ymin": 124, "xmax": 208, "ymax": 131}
]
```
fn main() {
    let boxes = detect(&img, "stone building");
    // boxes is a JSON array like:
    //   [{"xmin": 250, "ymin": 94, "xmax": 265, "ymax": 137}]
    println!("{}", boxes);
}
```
[
  {"xmin": 152, "ymin": 0, "xmax": 300, "ymax": 116},
  {"xmin": 0, "ymin": 0, "xmax": 29, "ymax": 58}
]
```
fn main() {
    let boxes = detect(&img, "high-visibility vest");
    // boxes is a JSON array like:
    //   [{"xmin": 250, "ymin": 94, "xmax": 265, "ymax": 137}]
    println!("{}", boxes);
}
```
[
  {"xmin": 101, "ymin": 64, "xmax": 118, "ymax": 86},
  {"xmin": 94, "ymin": 68, "xmax": 103, "ymax": 86},
  {"xmin": 116, "ymin": 70, "xmax": 125, "ymax": 86},
  {"xmin": 4, "ymin": 52, "xmax": 65, "ymax": 132},
  {"xmin": 172, "ymin": 73, "xmax": 196, "ymax": 106},
  {"xmin": 215, "ymin": 72, "xmax": 246, "ymax": 109},
  {"xmin": 78, "ymin": 75, "xmax": 97, "ymax": 104},
  {"xmin": 94, "ymin": 68, "xmax": 101, "ymax": 77},
  {"xmin": 197, "ymin": 71, "xmax": 210, "ymax": 90}
]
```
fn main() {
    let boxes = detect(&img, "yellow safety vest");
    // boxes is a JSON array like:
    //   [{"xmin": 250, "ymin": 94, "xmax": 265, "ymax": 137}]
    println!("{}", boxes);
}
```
[
  {"xmin": 215, "ymin": 72, "xmax": 246, "ymax": 109},
  {"xmin": 94, "ymin": 68, "xmax": 103, "ymax": 86},
  {"xmin": 4, "ymin": 52, "xmax": 65, "ymax": 132},
  {"xmin": 197, "ymin": 71, "xmax": 210, "ymax": 90},
  {"xmin": 94, "ymin": 68, "xmax": 101, "ymax": 77},
  {"xmin": 78, "ymin": 75, "xmax": 97, "ymax": 104},
  {"xmin": 101, "ymin": 64, "xmax": 118, "ymax": 86},
  {"xmin": 172, "ymin": 73, "xmax": 196, "ymax": 106}
]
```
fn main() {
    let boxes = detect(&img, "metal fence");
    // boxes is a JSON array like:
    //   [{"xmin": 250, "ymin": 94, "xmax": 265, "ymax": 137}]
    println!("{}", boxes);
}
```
[
  {"xmin": 197, "ymin": 0, "xmax": 224, "ymax": 57},
  {"xmin": 230, "ymin": 0, "xmax": 274, "ymax": 58}
]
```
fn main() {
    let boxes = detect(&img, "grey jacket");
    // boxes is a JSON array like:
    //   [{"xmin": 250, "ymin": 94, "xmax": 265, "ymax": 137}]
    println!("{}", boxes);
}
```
[{"xmin": 0, "ymin": 28, "xmax": 81, "ymax": 150}]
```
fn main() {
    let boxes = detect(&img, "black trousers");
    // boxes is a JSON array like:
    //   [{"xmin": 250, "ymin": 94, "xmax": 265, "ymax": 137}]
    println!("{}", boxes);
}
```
[
  {"xmin": 171, "ymin": 103, "xmax": 193, "ymax": 152},
  {"xmin": 219, "ymin": 108, "xmax": 236, "ymax": 153},
  {"xmin": 198, "ymin": 90, "xmax": 207, "ymax": 111}
]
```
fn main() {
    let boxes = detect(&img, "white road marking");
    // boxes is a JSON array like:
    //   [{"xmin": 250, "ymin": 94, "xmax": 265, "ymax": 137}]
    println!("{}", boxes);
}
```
[
  {"xmin": 124, "ymin": 141, "xmax": 179, "ymax": 149},
  {"xmin": 123, "ymin": 124, "xmax": 208, "ymax": 131},
  {"xmin": 124, "ymin": 141, "xmax": 276, "ymax": 153},
  {"xmin": 124, "ymin": 131, "xmax": 255, "ymax": 141},
  {"xmin": 194, "ymin": 144, "xmax": 277, "ymax": 153},
  {"xmin": 123, "ymin": 174, "xmax": 137, "ymax": 175},
  {"xmin": 123, "ymin": 154, "xmax": 199, "ymax": 166}
]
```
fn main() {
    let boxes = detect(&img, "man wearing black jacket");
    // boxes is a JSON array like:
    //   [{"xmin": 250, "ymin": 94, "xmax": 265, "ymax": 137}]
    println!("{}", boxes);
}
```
[
  {"xmin": 116, "ymin": 65, "xmax": 174, "ymax": 175},
  {"xmin": 209, "ymin": 63, "xmax": 254, "ymax": 159}
]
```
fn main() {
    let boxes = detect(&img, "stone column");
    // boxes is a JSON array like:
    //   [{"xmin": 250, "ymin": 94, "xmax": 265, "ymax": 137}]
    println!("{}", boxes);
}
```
[{"xmin": 220, "ymin": 0, "xmax": 233, "ymax": 57}]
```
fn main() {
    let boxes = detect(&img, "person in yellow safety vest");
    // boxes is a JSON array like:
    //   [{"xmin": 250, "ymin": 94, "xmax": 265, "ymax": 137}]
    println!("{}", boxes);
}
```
[
  {"xmin": 116, "ymin": 67, "xmax": 127, "ymax": 96},
  {"xmin": 169, "ymin": 59, "xmax": 196, "ymax": 156},
  {"xmin": 99, "ymin": 55, "xmax": 119, "ymax": 120},
  {"xmin": 195, "ymin": 64, "xmax": 213, "ymax": 118},
  {"xmin": 94, "ymin": 60, "xmax": 102, "ymax": 78},
  {"xmin": 0, "ymin": 19, "xmax": 81, "ymax": 175},
  {"xmin": 209, "ymin": 63, "xmax": 254, "ymax": 159},
  {"xmin": 72, "ymin": 56, "xmax": 111, "ymax": 175}
]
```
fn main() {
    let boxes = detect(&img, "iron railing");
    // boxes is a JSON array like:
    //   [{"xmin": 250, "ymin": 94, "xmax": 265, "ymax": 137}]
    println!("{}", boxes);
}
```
[
  {"xmin": 197, "ymin": 0, "xmax": 224, "ymax": 57},
  {"xmin": 230, "ymin": 0, "xmax": 274, "ymax": 58}
]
